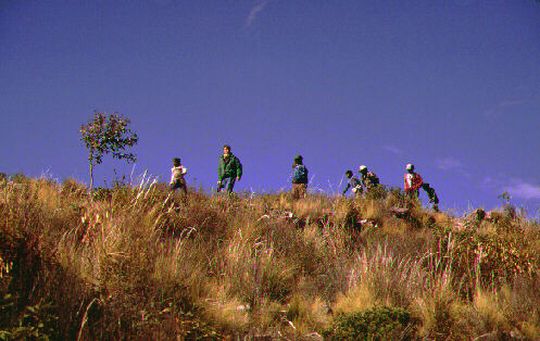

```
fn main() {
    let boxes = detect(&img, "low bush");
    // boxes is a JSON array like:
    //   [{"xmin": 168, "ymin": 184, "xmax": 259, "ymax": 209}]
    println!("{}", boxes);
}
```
[{"xmin": 323, "ymin": 306, "xmax": 413, "ymax": 340}]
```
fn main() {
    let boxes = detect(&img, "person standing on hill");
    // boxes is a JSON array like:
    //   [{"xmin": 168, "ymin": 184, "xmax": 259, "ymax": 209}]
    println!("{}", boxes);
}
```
[
  {"xmin": 291, "ymin": 155, "xmax": 308, "ymax": 199},
  {"xmin": 217, "ymin": 144, "xmax": 243, "ymax": 193},
  {"xmin": 358, "ymin": 165, "xmax": 380, "ymax": 192},
  {"xmin": 170, "ymin": 157, "xmax": 188, "ymax": 194},
  {"xmin": 404, "ymin": 163, "xmax": 440, "ymax": 211},
  {"xmin": 342, "ymin": 170, "xmax": 363, "ymax": 197}
]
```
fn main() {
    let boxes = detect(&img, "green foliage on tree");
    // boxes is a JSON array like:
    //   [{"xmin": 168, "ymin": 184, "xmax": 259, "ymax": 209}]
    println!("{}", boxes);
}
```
[
  {"xmin": 80, "ymin": 112, "xmax": 138, "ymax": 189},
  {"xmin": 498, "ymin": 191, "xmax": 511, "ymax": 205}
]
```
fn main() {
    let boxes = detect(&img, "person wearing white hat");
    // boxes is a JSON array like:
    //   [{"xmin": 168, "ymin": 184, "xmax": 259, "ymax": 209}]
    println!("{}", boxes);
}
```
[
  {"xmin": 404, "ymin": 163, "xmax": 439, "ymax": 211},
  {"xmin": 358, "ymin": 165, "xmax": 380, "ymax": 192},
  {"xmin": 404, "ymin": 163, "xmax": 422, "ymax": 196}
]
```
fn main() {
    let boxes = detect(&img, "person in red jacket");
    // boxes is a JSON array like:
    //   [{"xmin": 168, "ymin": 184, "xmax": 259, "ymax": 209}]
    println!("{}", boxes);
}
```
[
  {"xmin": 404, "ymin": 163, "xmax": 440, "ymax": 211},
  {"xmin": 404, "ymin": 163, "xmax": 423, "ymax": 196}
]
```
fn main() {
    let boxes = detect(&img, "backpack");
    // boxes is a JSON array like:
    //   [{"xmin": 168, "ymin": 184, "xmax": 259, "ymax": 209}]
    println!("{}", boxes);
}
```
[
  {"xmin": 367, "ymin": 172, "xmax": 379, "ymax": 185},
  {"xmin": 293, "ymin": 165, "xmax": 308, "ymax": 183},
  {"xmin": 363, "ymin": 171, "xmax": 379, "ymax": 188}
]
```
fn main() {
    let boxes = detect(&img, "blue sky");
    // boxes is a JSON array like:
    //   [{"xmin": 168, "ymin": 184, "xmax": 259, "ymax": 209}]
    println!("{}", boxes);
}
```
[{"xmin": 1, "ymin": 0, "xmax": 539, "ymax": 215}]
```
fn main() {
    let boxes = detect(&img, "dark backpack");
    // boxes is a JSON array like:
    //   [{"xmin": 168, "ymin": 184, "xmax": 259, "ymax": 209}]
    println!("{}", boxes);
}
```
[
  {"xmin": 293, "ymin": 165, "xmax": 308, "ymax": 183},
  {"xmin": 365, "ymin": 171, "xmax": 379, "ymax": 187},
  {"xmin": 422, "ymin": 183, "xmax": 439, "ymax": 204}
]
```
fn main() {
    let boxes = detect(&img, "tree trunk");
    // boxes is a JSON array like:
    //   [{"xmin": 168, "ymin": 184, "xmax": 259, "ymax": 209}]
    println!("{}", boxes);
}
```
[{"xmin": 89, "ymin": 162, "xmax": 94, "ymax": 190}]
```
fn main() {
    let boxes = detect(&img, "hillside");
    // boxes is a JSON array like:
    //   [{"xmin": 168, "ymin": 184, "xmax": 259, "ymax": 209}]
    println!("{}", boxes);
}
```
[{"xmin": 0, "ymin": 175, "xmax": 539, "ymax": 339}]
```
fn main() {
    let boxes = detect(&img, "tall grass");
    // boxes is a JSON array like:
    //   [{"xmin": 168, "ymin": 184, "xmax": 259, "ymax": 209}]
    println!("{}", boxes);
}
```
[{"xmin": 0, "ymin": 176, "xmax": 538, "ymax": 339}]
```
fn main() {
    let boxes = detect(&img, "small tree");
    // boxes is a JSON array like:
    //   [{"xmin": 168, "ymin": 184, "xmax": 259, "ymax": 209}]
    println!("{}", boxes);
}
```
[
  {"xmin": 80, "ymin": 112, "xmax": 138, "ymax": 190},
  {"xmin": 498, "ymin": 191, "xmax": 511, "ymax": 205}
]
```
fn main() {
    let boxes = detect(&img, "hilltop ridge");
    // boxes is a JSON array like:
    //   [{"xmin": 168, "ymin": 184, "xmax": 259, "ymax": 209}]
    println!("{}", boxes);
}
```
[{"xmin": 0, "ymin": 176, "xmax": 539, "ymax": 339}]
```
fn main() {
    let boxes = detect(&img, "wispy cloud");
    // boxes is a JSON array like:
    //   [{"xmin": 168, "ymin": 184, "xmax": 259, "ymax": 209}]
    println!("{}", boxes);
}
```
[
  {"xmin": 436, "ymin": 157, "xmax": 463, "ymax": 171},
  {"xmin": 504, "ymin": 180, "xmax": 540, "ymax": 200},
  {"xmin": 382, "ymin": 145, "xmax": 403, "ymax": 156},
  {"xmin": 482, "ymin": 176, "xmax": 495, "ymax": 187},
  {"xmin": 482, "ymin": 176, "xmax": 540, "ymax": 200},
  {"xmin": 245, "ymin": 0, "xmax": 270, "ymax": 28},
  {"xmin": 435, "ymin": 156, "xmax": 470, "ymax": 177},
  {"xmin": 484, "ymin": 99, "xmax": 528, "ymax": 118}
]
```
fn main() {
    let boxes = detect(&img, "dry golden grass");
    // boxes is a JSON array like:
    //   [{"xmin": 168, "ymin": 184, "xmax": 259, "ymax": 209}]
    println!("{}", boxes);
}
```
[{"xmin": 0, "ymin": 176, "xmax": 538, "ymax": 339}]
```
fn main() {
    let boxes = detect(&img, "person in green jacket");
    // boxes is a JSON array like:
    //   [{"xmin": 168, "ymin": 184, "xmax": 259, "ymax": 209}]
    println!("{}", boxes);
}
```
[{"xmin": 217, "ymin": 144, "xmax": 243, "ymax": 193}]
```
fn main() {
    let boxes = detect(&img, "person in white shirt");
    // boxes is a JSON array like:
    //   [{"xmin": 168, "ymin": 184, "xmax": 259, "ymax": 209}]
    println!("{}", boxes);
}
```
[
  {"xmin": 170, "ymin": 157, "xmax": 188, "ymax": 194},
  {"xmin": 403, "ymin": 163, "xmax": 439, "ymax": 211}
]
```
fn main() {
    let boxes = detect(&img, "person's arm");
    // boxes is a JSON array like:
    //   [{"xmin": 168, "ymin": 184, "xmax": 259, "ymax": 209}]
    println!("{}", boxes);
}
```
[
  {"xmin": 343, "ymin": 182, "xmax": 351, "ymax": 195},
  {"xmin": 170, "ymin": 168, "xmax": 175, "ymax": 184},
  {"xmin": 413, "ymin": 174, "xmax": 423, "ymax": 191},
  {"xmin": 236, "ymin": 158, "xmax": 243, "ymax": 180},
  {"xmin": 218, "ymin": 158, "xmax": 224, "ymax": 182}
]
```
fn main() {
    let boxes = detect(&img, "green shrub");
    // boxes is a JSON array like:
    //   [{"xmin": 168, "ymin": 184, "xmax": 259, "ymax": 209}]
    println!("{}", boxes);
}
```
[
  {"xmin": 323, "ymin": 306, "xmax": 413, "ymax": 340},
  {"xmin": 9, "ymin": 173, "xmax": 29, "ymax": 184},
  {"xmin": 0, "ymin": 296, "xmax": 58, "ymax": 340},
  {"xmin": 91, "ymin": 187, "xmax": 113, "ymax": 201},
  {"xmin": 364, "ymin": 185, "xmax": 389, "ymax": 201}
]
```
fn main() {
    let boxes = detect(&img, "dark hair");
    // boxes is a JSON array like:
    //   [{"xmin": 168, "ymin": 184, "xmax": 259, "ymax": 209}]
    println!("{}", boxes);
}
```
[
  {"xmin": 172, "ymin": 158, "xmax": 181, "ymax": 166},
  {"xmin": 292, "ymin": 155, "xmax": 303, "ymax": 168},
  {"xmin": 345, "ymin": 170, "xmax": 353, "ymax": 177},
  {"xmin": 223, "ymin": 144, "xmax": 231, "ymax": 151}
]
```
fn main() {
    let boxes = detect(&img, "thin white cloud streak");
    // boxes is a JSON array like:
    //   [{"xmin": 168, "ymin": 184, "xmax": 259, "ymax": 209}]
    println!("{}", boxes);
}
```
[
  {"xmin": 436, "ymin": 157, "xmax": 463, "ymax": 171},
  {"xmin": 504, "ymin": 180, "xmax": 540, "ymax": 200},
  {"xmin": 484, "ymin": 99, "xmax": 527, "ymax": 117},
  {"xmin": 435, "ymin": 157, "xmax": 471, "ymax": 178},
  {"xmin": 382, "ymin": 145, "xmax": 403, "ymax": 155},
  {"xmin": 482, "ymin": 176, "xmax": 540, "ymax": 200},
  {"xmin": 245, "ymin": 0, "xmax": 269, "ymax": 28},
  {"xmin": 482, "ymin": 176, "xmax": 495, "ymax": 187}
]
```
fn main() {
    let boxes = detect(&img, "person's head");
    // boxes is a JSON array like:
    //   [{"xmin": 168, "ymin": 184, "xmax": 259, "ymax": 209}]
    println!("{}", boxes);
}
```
[
  {"xmin": 294, "ymin": 154, "xmax": 303, "ymax": 164},
  {"xmin": 359, "ymin": 165, "xmax": 368, "ymax": 174},
  {"xmin": 223, "ymin": 144, "xmax": 231, "ymax": 156},
  {"xmin": 406, "ymin": 163, "xmax": 415, "ymax": 173},
  {"xmin": 345, "ymin": 170, "xmax": 353, "ymax": 178},
  {"xmin": 172, "ymin": 158, "xmax": 181, "ymax": 167}
]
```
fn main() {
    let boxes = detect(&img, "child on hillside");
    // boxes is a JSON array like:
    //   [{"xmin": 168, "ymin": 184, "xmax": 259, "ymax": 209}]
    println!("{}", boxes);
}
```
[
  {"xmin": 342, "ymin": 170, "xmax": 363, "ymax": 197},
  {"xmin": 291, "ymin": 155, "xmax": 308, "ymax": 199},
  {"xmin": 170, "ymin": 157, "xmax": 188, "ymax": 194}
]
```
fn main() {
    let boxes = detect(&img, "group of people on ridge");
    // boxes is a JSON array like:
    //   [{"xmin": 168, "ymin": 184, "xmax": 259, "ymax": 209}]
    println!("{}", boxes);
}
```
[
  {"xmin": 169, "ymin": 145, "xmax": 243, "ymax": 194},
  {"xmin": 169, "ymin": 144, "xmax": 440, "ymax": 210},
  {"xmin": 342, "ymin": 163, "xmax": 439, "ymax": 210},
  {"xmin": 342, "ymin": 165, "xmax": 380, "ymax": 195}
]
